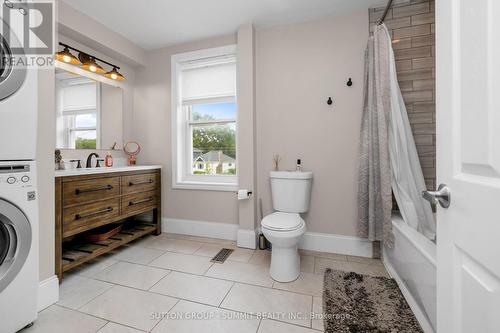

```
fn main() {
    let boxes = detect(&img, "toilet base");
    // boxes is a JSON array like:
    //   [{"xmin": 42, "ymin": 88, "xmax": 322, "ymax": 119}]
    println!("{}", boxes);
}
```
[{"xmin": 270, "ymin": 245, "xmax": 300, "ymax": 282}]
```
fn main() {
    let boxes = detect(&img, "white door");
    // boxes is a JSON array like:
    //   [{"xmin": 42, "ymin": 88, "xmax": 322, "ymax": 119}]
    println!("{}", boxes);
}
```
[{"xmin": 436, "ymin": 0, "xmax": 500, "ymax": 332}]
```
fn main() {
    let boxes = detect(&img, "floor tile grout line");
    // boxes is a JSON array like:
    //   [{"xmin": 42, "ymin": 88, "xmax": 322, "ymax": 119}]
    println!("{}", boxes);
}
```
[
  {"xmin": 147, "ymin": 298, "xmax": 182, "ymax": 333},
  {"xmin": 79, "ymin": 259, "xmax": 323, "ymax": 298},
  {"xmin": 217, "ymin": 281, "xmax": 235, "ymax": 308}
]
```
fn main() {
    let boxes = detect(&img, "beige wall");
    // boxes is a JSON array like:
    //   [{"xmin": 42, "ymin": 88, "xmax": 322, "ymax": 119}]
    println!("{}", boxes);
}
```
[
  {"xmin": 255, "ymin": 11, "xmax": 368, "ymax": 236},
  {"xmin": 134, "ymin": 11, "xmax": 369, "ymax": 237},
  {"xmin": 38, "ymin": 68, "xmax": 56, "ymax": 281},
  {"xmin": 134, "ymin": 35, "xmax": 239, "ymax": 225}
]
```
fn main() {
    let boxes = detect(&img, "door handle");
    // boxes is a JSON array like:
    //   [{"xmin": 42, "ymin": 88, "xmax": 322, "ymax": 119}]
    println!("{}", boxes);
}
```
[{"xmin": 422, "ymin": 184, "xmax": 451, "ymax": 208}]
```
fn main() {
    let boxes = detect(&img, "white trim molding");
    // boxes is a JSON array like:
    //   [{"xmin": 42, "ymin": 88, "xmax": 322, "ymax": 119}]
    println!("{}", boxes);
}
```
[
  {"xmin": 162, "ymin": 218, "xmax": 373, "ymax": 257},
  {"xmin": 237, "ymin": 228, "xmax": 258, "ymax": 249},
  {"xmin": 162, "ymin": 218, "xmax": 238, "ymax": 241},
  {"xmin": 299, "ymin": 232, "xmax": 373, "ymax": 258},
  {"xmin": 38, "ymin": 275, "xmax": 59, "ymax": 312}
]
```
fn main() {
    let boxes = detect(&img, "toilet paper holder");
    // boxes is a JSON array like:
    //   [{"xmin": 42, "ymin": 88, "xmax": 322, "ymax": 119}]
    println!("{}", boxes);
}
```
[{"xmin": 237, "ymin": 189, "xmax": 253, "ymax": 200}]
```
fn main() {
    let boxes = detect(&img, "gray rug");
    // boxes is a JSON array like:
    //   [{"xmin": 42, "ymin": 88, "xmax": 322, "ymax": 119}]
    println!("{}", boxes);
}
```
[{"xmin": 323, "ymin": 269, "xmax": 423, "ymax": 333}]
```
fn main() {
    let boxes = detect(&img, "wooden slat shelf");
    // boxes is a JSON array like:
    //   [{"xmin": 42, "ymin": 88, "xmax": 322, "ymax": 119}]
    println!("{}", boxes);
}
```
[{"xmin": 62, "ymin": 222, "xmax": 157, "ymax": 273}]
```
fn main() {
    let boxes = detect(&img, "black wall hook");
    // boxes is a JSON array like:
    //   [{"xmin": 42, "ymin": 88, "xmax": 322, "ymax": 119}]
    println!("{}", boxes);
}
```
[
  {"xmin": 327, "ymin": 97, "xmax": 333, "ymax": 105},
  {"xmin": 347, "ymin": 78, "xmax": 353, "ymax": 87}
]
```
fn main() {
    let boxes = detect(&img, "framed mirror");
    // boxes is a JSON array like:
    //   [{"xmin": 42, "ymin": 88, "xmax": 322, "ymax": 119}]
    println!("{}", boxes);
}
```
[{"xmin": 55, "ymin": 67, "xmax": 123, "ymax": 150}]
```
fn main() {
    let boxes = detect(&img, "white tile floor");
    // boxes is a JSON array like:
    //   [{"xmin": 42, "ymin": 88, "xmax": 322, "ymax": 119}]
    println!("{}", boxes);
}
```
[{"xmin": 24, "ymin": 233, "xmax": 389, "ymax": 333}]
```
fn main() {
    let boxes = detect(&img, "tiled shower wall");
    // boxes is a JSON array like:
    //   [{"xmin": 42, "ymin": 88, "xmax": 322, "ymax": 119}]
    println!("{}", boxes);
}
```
[{"xmin": 369, "ymin": 0, "xmax": 436, "ymax": 190}]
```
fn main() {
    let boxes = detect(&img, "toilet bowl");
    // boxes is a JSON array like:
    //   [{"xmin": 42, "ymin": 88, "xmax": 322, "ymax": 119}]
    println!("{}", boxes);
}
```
[
  {"xmin": 262, "ymin": 171, "xmax": 313, "ymax": 282},
  {"xmin": 261, "ymin": 212, "xmax": 306, "ymax": 282}
]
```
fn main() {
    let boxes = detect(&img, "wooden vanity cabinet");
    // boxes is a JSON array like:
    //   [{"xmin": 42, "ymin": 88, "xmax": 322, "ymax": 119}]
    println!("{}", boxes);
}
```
[{"xmin": 55, "ymin": 168, "xmax": 161, "ymax": 280}]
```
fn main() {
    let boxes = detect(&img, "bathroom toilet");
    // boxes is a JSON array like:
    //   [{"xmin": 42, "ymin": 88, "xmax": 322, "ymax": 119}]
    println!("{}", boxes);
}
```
[{"xmin": 261, "ymin": 171, "xmax": 313, "ymax": 282}]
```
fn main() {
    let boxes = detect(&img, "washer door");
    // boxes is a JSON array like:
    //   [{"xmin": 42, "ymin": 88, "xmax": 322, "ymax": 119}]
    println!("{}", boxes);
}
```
[
  {"xmin": 0, "ymin": 199, "xmax": 32, "ymax": 293},
  {"xmin": 0, "ymin": 21, "xmax": 27, "ymax": 101}
]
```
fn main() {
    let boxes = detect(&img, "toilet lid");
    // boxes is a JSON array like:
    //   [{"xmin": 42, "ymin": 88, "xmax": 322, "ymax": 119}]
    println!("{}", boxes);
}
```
[{"xmin": 261, "ymin": 212, "xmax": 304, "ymax": 231}]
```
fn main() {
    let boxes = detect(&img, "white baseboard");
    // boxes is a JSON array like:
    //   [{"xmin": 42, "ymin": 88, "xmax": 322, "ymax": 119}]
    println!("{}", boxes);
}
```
[
  {"xmin": 38, "ymin": 275, "xmax": 59, "ymax": 312},
  {"xmin": 162, "ymin": 218, "xmax": 239, "ymax": 241},
  {"xmin": 382, "ymin": 253, "xmax": 435, "ymax": 333},
  {"xmin": 299, "ymin": 232, "xmax": 373, "ymax": 258},
  {"xmin": 162, "ymin": 217, "xmax": 373, "ymax": 257},
  {"xmin": 237, "ymin": 229, "xmax": 258, "ymax": 249}
]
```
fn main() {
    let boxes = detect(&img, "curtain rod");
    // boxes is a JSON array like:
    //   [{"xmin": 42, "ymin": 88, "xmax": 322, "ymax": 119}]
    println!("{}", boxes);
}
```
[{"xmin": 377, "ymin": 0, "xmax": 394, "ymax": 25}]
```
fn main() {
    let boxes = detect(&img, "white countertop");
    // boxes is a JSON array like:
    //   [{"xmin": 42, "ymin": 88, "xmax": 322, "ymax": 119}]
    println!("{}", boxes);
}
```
[{"xmin": 55, "ymin": 165, "xmax": 162, "ymax": 177}]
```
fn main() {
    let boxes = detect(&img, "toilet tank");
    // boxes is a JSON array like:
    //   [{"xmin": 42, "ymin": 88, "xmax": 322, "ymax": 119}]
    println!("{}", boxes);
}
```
[{"xmin": 270, "ymin": 171, "xmax": 313, "ymax": 213}]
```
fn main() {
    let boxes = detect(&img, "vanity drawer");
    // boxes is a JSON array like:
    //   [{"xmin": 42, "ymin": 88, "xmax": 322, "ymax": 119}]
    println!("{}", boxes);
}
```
[
  {"xmin": 121, "ymin": 173, "xmax": 157, "ymax": 194},
  {"xmin": 121, "ymin": 190, "xmax": 157, "ymax": 216},
  {"xmin": 63, "ymin": 198, "xmax": 120, "ymax": 237},
  {"xmin": 63, "ymin": 177, "xmax": 120, "ymax": 207}
]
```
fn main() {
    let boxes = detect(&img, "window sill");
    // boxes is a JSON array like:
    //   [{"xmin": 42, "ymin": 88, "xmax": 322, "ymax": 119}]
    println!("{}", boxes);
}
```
[{"xmin": 172, "ymin": 181, "xmax": 238, "ymax": 192}]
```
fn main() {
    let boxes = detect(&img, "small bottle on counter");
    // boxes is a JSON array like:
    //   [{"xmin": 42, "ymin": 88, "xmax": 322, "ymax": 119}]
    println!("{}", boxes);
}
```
[
  {"xmin": 296, "ymin": 159, "xmax": 302, "ymax": 172},
  {"xmin": 105, "ymin": 152, "xmax": 113, "ymax": 167}
]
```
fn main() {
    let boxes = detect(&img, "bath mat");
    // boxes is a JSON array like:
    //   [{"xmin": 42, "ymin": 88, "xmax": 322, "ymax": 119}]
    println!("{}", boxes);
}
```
[{"xmin": 323, "ymin": 268, "xmax": 423, "ymax": 333}]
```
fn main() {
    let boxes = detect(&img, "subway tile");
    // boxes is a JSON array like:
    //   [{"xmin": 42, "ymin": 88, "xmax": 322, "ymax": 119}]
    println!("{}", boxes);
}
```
[
  {"xmin": 411, "ymin": 12, "xmax": 434, "ymax": 25},
  {"xmin": 419, "ymin": 156, "xmax": 436, "ymax": 168},
  {"xmin": 393, "ymin": 2, "xmax": 430, "ymax": 18},
  {"xmin": 392, "ymin": 38, "xmax": 412, "ymax": 50},
  {"xmin": 384, "ymin": 17, "xmax": 412, "ymax": 30},
  {"xmin": 398, "ymin": 80, "xmax": 413, "ymax": 92},
  {"xmin": 412, "ymin": 57, "xmax": 435, "ymax": 69},
  {"xmin": 412, "ymin": 34, "xmax": 435, "ymax": 48},
  {"xmin": 397, "ymin": 68, "xmax": 433, "ymax": 81},
  {"xmin": 393, "ymin": 24, "xmax": 431, "ymax": 39},
  {"xmin": 396, "ymin": 59, "xmax": 412, "ymax": 72},
  {"xmin": 414, "ymin": 135, "xmax": 434, "ymax": 145},
  {"xmin": 394, "ymin": 46, "xmax": 432, "ymax": 60},
  {"xmin": 405, "ymin": 103, "xmax": 414, "ymax": 113},
  {"xmin": 422, "ymin": 167, "xmax": 436, "ymax": 179},
  {"xmin": 413, "ymin": 78, "xmax": 435, "ymax": 91},
  {"xmin": 408, "ymin": 112, "xmax": 434, "ymax": 124},
  {"xmin": 413, "ymin": 101, "xmax": 435, "ymax": 113},
  {"xmin": 417, "ymin": 145, "xmax": 436, "ymax": 157},
  {"xmin": 412, "ymin": 122, "xmax": 436, "ymax": 135}
]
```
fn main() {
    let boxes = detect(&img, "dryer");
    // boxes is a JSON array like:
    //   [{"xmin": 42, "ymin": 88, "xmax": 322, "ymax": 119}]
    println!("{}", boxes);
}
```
[
  {"xmin": 0, "ymin": 6, "xmax": 38, "ymax": 161},
  {"xmin": 0, "ymin": 161, "xmax": 38, "ymax": 333}
]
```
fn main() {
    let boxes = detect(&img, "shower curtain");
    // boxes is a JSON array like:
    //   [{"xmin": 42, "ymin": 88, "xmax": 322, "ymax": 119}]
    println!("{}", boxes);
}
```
[{"xmin": 357, "ymin": 24, "xmax": 436, "ymax": 246}]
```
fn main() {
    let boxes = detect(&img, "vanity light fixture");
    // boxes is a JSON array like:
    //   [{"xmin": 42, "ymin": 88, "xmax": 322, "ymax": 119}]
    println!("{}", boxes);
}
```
[
  {"xmin": 55, "ymin": 46, "xmax": 81, "ymax": 65},
  {"xmin": 105, "ymin": 67, "xmax": 125, "ymax": 81},
  {"xmin": 56, "ymin": 42, "xmax": 126, "ymax": 81},
  {"xmin": 79, "ymin": 53, "xmax": 105, "ymax": 74}
]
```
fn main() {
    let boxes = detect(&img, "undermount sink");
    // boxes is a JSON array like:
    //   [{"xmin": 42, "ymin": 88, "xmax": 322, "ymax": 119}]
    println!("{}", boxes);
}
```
[{"xmin": 55, "ymin": 165, "xmax": 162, "ymax": 177}]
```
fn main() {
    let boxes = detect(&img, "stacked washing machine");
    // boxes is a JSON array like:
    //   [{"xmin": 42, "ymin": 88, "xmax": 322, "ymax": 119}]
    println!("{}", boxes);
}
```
[{"xmin": 0, "ymin": 2, "xmax": 40, "ymax": 333}]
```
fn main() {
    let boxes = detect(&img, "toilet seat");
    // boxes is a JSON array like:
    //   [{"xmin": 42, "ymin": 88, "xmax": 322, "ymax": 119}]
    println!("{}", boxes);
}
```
[{"xmin": 261, "ymin": 212, "xmax": 304, "ymax": 231}]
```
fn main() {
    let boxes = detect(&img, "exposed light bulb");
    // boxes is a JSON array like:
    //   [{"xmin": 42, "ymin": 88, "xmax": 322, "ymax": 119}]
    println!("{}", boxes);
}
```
[
  {"xmin": 89, "ymin": 65, "xmax": 97, "ymax": 72},
  {"xmin": 111, "ymin": 73, "xmax": 118, "ymax": 80},
  {"xmin": 63, "ymin": 55, "xmax": 72, "ymax": 63}
]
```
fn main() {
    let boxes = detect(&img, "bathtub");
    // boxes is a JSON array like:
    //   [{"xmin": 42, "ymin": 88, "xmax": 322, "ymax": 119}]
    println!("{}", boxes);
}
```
[{"xmin": 383, "ymin": 213, "xmax": 436, "ymax": 333}]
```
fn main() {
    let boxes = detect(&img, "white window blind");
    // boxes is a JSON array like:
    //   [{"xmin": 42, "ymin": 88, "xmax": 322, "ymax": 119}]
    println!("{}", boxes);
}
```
[{"xmin": 181, "ymin": 60, "xmax": 236, "ymax": 101}]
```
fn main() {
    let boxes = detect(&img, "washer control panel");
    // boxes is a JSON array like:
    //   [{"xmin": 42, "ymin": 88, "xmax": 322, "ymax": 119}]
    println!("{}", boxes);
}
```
[{"xmin": 0, "ymin": 164, "xmax": 33, "ymax": 188}]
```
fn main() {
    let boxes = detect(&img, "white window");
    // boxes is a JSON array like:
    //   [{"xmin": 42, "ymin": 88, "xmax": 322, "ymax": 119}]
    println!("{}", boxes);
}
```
[
  {"xmin": 56, "ymin": 75, "xmax": 100, "ymax": 149},
  {"xmin": 171, "ymin": 45, "xmax": 237, "ymax": 191}
]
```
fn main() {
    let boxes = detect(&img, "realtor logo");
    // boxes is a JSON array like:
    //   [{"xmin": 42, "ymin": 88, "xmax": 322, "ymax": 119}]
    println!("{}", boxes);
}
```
[{"xmin": 2, "ymin": 0, "xmax": 53, "ymax": 55}]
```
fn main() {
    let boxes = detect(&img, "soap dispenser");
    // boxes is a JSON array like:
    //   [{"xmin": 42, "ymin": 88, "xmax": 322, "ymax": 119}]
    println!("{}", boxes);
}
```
[{"xmin": 105, "ymin": 152, "xmax": 113, "ymax": 167}]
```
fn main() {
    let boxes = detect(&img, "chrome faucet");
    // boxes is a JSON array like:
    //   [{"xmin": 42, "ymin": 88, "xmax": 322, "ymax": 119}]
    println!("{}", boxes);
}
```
[{"xmin": 86, "ymin": 153, "xmax": 99, "ymax": 168}]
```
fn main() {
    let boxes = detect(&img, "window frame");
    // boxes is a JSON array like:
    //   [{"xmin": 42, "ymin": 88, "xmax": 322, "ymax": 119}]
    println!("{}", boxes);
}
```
[{"xmin": 171, "ymin": 45, "xmax": 238, "ymax": 191}]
